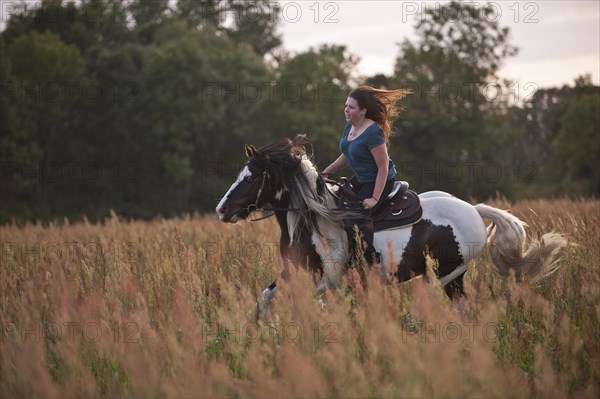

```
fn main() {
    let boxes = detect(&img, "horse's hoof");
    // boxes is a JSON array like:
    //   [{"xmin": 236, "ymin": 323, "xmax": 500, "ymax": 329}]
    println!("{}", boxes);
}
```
[
  {"xmin": 256, "ymin": 298, "xmax": 270, "ymax": 322},
  {"xmin": 315, "ymin": 296, "xmax": 327, "ymax": 311},
  {"xmin": 255, "ymin": 300, "xmax": 261, "ymax": 321}
]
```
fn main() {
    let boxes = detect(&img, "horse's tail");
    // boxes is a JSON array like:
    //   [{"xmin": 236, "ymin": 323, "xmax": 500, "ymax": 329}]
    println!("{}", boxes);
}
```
[{"xmin": 474, "ymin": 203, "xmax": 567, "ymax": 281}]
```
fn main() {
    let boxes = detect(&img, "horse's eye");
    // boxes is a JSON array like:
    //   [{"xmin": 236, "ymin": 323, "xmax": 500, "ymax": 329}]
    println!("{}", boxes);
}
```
[{"xmin": 245, "ymin": 175, "xmax": 254, "ymax": 182}]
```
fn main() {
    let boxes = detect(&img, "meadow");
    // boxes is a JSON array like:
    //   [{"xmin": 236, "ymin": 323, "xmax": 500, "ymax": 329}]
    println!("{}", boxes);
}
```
[{"xmin": 0, "ymin": 198, "xmax": 598, "ymax": 398}]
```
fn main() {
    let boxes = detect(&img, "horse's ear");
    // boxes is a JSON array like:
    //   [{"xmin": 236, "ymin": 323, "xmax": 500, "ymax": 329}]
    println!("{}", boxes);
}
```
[
  {"xmin": 245, "ymin": 144, "xmax": 258, "ymax": 158},
  {"xmin": 292, "ymin": 134, "xmax": 310, "ymax": 146},
  {"xmin": 291, "ymin": 134, "xmax": 310, "ymax": 156}
]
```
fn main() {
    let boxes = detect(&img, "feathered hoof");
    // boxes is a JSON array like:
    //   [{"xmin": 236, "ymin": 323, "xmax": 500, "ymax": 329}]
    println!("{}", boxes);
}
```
[{"xmin": 256, "ymin": 298, "xmax": 271, "ymax": 322}]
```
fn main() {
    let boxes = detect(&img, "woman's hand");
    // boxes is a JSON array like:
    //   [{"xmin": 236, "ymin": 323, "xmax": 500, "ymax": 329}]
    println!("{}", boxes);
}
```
[{"xmin": 362, "ymin": 197, "xmax": 378, "ymax": 209}]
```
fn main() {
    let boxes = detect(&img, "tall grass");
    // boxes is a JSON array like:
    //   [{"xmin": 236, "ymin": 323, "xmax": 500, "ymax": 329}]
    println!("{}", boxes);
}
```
[{"xmin": 1, "ymin": 200, "xmax": 598, "ymax": 398}]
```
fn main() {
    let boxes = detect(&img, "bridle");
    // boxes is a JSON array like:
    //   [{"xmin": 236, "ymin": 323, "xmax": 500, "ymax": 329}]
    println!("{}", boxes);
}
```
[
  {"xmin": 242, "ymin": 169, "xmax": 363, "ymax": 222},
  {"xmin": 245, "ymin": 170, "xmax": 270, "ymax": 215},
  {"xmin": 244, "ymin": 169, "xmax": 306, "ymax": 221}
]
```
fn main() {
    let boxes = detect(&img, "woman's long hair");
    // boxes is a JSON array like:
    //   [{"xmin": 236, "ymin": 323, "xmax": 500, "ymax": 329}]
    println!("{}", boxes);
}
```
[{"xmin": 349, "ymin": 86, "xmax": 412, "ymax": 146}]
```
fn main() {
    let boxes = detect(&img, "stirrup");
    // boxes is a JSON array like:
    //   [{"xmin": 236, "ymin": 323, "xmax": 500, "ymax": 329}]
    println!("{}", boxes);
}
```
[{"xmin": 366, "ymin": 250, "xmax": 382, "ymax": 265}]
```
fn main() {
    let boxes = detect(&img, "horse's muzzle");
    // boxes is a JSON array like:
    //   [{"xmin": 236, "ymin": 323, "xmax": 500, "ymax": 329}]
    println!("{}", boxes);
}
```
[{"xmin": 216, "ymin": 206, "xmax": 242, "ymax": 223}]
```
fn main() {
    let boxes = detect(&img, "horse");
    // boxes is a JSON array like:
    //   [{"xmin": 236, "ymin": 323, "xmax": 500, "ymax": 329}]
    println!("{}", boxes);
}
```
[{"xmin": 215, "ymin": 136, "xmax": 566, "ymax": 317}]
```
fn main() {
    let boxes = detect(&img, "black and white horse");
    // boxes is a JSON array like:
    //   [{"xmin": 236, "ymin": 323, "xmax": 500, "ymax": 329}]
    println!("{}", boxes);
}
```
[{"xmin": 216, "ymin": 137, "xmax": 566, "ymax": 316}]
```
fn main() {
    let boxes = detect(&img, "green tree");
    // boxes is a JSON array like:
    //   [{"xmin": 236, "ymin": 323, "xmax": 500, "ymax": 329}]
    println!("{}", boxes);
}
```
[
  {"xmin": 80, "ymin": 41, "xmax": 147, "ymax": 218},
  {"xmin": 225, "ymin": 1, "xmax": 282, "ymax": 57},
  {"xmin": 1, "ymin": 31, "xmax": 87, "ymax": 221},
  {"xmin": 174, "ymin": 0, "xmax": 282, "ymax": 57},
  {"xmin": 554, "ymin": 94, "xmax": 600, "ymax": 195},
  {"xmin": 137, "ymin": 20, "xmax": 273, "ymax": 213},
  {"xmin": 1, "ymin": 0, "xmax": 133, "ymax": 51},
  {"xmin": 0, "ymin": 0, "xmax": 283, "ymax": 221},
  {"xmin": 0, "ymin": 40, "xmax": 42, "ymax": 220},
  {"xmin": 389, "ymin": 1, "xmax": 518, "ymax": 199},
  {"xmin": 273, "ymin": 44, "xmax": 359, "ymax": 167},
  {"xmin": 511, "ymin": 75, "xmax": 599, "ymax": 197}
]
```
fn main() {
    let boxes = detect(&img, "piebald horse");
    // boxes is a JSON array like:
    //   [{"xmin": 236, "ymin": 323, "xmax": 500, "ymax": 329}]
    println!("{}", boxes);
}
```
[{"xmin": 216, "ymin": 137, "xmax": 566, "ymax": 317}]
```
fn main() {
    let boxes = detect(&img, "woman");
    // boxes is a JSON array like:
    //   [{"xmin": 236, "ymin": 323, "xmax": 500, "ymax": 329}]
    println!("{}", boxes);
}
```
[{"xmin": 323, "ymin": 86, "xmax": 411, "ymax": 264}]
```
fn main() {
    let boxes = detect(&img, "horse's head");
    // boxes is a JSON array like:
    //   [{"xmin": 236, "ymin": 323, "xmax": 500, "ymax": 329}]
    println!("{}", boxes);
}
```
[
  {"xmin": 216, "ymin": 144, "xmax": 271, "ymax": 223},
  {"xmin": 216, "ymin": 140, "xmax": 296, "ymax": 223}
]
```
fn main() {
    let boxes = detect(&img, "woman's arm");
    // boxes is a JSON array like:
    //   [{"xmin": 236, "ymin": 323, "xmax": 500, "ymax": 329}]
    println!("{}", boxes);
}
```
[
  {"xmin": 323, "ymin": 154, "xmax": 348, "ymax": 174},
  {"xmin": 363, "ymin": 144, "xmax": 389, "ymax": 209}
]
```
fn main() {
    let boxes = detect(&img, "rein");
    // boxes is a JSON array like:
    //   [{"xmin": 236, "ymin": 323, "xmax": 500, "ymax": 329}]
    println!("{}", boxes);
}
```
[
  {"xmin": 247, "ymin": 170, "xmax": 308, "ymax": 221},
  {"xmin": 247, "ymin": 171, "xmax": 364, "ymax": 222}
]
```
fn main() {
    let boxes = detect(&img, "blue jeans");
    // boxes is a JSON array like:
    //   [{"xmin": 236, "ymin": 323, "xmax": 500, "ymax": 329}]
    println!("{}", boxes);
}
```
[
  {"xmin": 349, "ymin": 176, "xmax": 395, "ymax": 207},
  {"xmin": 346, "ymin": 176, "xmax": 395, "ymax": 265}
]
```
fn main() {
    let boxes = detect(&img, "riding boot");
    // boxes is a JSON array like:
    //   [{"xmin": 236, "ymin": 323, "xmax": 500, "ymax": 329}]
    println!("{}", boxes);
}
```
[
  {"xmin": 361, "ymin": 220, "xmax": 382, "ymax": 265},
  {"xmin": 346, "ymin": 221, "xmax": 382, "ymax": 267}
]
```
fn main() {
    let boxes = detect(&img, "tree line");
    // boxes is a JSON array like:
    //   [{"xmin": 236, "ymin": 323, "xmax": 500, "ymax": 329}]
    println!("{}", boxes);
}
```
[{"xmin": 1, "ymin": 0, "xmax": 598, "ymax": 224}]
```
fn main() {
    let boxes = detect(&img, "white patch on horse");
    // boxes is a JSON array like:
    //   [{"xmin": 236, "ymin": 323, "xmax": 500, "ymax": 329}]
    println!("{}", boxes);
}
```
[
  {"xmin": 216, "ymin": 166, "xmax": 252, "ymax": 220},
  {"xmin": 283, "ymin": 156, "xmax": 353, "ymax": 293},
  {"xmin": 440, "ymin": 264, "xmax": 469, "ymax": 286},
  {"xmin": 300, "ymin": 157, "xmax": 318, "ymax": 175},
  {"xmin": 312, "ymin": 226, "xmax": 349, "ymax": 293},
  {"xmin": 431, "ymin": 197, "xmax": 487, "ymax": 263},
  {"xmin": 373, "ymin": 195, "xmax": 488, "ymax": 282},
  {"xmin": 274, "ymin": 188, "xmax": 287, "ymax": 201}
]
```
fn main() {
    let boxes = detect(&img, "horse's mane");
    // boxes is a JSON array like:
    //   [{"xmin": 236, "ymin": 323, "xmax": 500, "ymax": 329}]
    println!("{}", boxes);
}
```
[{"xmin": 253, "ymin": 135, "xmax": 358, "ymax": 243}]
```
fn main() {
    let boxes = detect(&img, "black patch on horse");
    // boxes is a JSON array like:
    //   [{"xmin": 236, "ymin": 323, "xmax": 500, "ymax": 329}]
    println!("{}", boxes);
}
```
[
  {"xmin": 396, "ymin": 219, "xmax": 464, "ymax": 296},
  {"xmin": 274, "ymin": 209, "xmax": 323, "ymax": 277}
]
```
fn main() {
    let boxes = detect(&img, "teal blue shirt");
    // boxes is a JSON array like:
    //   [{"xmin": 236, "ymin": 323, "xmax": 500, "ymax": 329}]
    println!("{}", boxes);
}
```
[{"xmin": 340, "ymin": 122, "xmax": 396, "ymax": 184}]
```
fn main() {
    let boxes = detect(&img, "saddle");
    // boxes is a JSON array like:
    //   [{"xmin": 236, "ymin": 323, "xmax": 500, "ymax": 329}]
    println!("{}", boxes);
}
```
[
  {"xmin": 371, "ymin": 181, "xmax": 422, "ymax": 231},
  {"xmin": 324, "ymin": 175, "xmax": 422, "ymax": 232},
  {"xmin": 322, "ymin": 175, "xmax": 422, "ymax": 265}
]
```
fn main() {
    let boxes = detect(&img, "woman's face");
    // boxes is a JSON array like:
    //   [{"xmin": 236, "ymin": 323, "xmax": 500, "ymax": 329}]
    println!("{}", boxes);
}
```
[{"xmin": 344, "ymin": 97, "xmax": 365, "ymax": 124}]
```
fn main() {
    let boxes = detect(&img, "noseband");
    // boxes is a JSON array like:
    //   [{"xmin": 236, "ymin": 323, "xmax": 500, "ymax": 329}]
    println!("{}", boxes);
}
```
[
  {"xmin": 246, "ymin": 170, "xmax": 270, "ymax": 214},
  {"xmin": 243, "ymin": 169, "xmax": 310, "ymax": 221}
]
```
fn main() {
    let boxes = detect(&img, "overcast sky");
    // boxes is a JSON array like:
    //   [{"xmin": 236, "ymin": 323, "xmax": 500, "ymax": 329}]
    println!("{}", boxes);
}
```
[
  {"xmin": 0, "ymin": 0, "xmax": 597, "ymax": 91},
  {"xmin": 277, "ymin": 0, "xmax": 600, "ymax": 91}
]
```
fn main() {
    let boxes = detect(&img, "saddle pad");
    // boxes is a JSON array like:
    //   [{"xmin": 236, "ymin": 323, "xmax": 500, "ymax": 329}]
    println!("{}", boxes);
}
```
[
  {"xmin": 373, "ymin": 207, "xmax": 423, "ymax": 231},
  {"xmin": 372, "ymin": 189, "xmax": 421, "ymax": 222}
]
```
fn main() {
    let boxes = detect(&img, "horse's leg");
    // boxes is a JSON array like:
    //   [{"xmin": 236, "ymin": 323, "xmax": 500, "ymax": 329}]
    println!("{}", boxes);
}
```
[
  {"xmin": 256, "ymin": 280, "xmax": 277, "ymax": 321},
  {"xmin": 379, "ymin": 261, "xmax": 392, "ymax": 285},
  {"xmin": 442, "ymin": 271, "xmax": 466, "ymax": 300},
  {"xmin": 255, "ymin": 248, "xmax": 292, "ymax": 321},
  {"xmin": 316, "ymin": 260, "xmax": 345, "ymax": 296},
  {"xmin": 395, "ymin": 260, "xmax": 425, "ymax": 284},
  {"xmin": 313, "ymin": 226, "xmax": 349, "ymax": 296},
  {"xmin": 255, "ymin": 234, "xmax": 291, "ymax": 321},
  {"xmin": 257, "ymin": 229, "xmax": 323, "ymax": 320}
]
